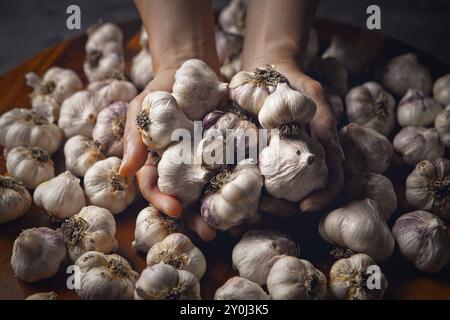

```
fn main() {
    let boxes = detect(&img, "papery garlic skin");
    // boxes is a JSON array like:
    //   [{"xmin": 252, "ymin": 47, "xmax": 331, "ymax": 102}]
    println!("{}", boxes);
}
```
[
  {"xmin": 214, "ymin": 277, "xmax": 269, "ymax": 300},
  {"xmin": 330, "ymin": 254, "xmax": 388, "ymax": 300},
  {"xmin": 218, "ymin": 0, "xmax": 247, "ymax": 36},
  {"xmin": 405, "ymin": 158, "xmax": 450, "ymax": 220},
  {"xmin": 0, "ymin": 175, "xmax": 31, "ymax": 224},
  {"xmin": 172, "ymin": 59, "xmax": 228, "ymax": 120},
  {"xmin": 75, "ymin": 251, "xmax": 139, "ymax": 300},
  {"xmin": 26, "ymin": 292, "xmax": 57, "ymax": 300},
  {"xmin": 0, "ymin": 108, "xmax": 62, "ymax": 154},
  {"xmin": 134, "ymin": 263, "xmax": 201, "ymax": 300},
  {"xmin": 267, "ymin": 256, "xmax": 327, "ymax": 300},
  {"xmin": 319, "ymin": 199, "xmax": 395, "ymax": 261},
  {"xmin": 85, "ymin": 22, "xmax": 123, "ymax": 53},
  {"xmin": 434, "ymin": 107, "xmax": 450, "ymax": 147},
  {"xmin": 6, "ymin": 146, "xmax": 54, "ymax": 189},
  {"xmin": 322, "ymin": 35, "xmax": 367, "ymax": 75},
  {"xmin": 345, "ymin": 82, "xmax": 396, "ymax": 136},
  {"xmin": 381, "ymin": 53, "xmax": 432, "ymax": 96},
  {"xmin": 131, "ymin": 49, "xmax": 153, "ymax": 90},
  {"xmin": 146, "ymin": 233, "xmax": 206, "ymax": 280},
  {"xmin": 397, "ymin": 89, "xmax": 443, "ymax": 127},
  {"xmin": 232, "ymin": 229, "xmax": 299, "ymax": 285},
  {"xmin": 61, "ymin": 205, "xmax": 117, "ymax": 262},
  {"xmin": 88, "ymin": 78, "xmax": 137, "ymax": 106},
  {"xmin": 11, "ymin": 227, "xmax": 66, "ymax": 282},
  {"xmin": 393, "ymin": 126, "xmax": 444, "ymax": 166},
  {"xmin": 33, "ymin": 171, "xmax": 86, "ymax": 220},
  {"xmin": 310, "ymin": 57, "xmax": 348, "ymax": 97},
  {"xmin": 392, "ymin": 211, "xmax": 450, "ymax": 273},
  {"xmin": 84, "ymin": 42, "xmax": 125, "ymax": 82},
  {"xmin": 433, "ymin": 74, "xmax": 450, "ymax": 106},
  {"xmin": 84, "ymin": 157, "xmax": 136, "ymax": 215},
  {"xmin": 64, "ymin": 135, "xmax": 105, "ymax": 177}
]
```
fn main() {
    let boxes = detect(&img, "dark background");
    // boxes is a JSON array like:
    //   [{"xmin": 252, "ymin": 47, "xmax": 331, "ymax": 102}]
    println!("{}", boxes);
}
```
[{"xmin": 1, "ymin": 0, "xmax": 450, "ymax": 74}]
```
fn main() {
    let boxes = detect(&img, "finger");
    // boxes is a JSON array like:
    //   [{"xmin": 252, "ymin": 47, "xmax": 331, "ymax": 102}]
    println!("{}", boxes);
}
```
[
  {"xmin": 259, "ymin": 193, "xmax": 299, "ymax": 217},
  {"xmin": 310, "ymin": 113, "xmax": 345, "ymax": 163},
  {"xmin": 184, "ymin": 210, "xmax": 217, "ymax": 241}
]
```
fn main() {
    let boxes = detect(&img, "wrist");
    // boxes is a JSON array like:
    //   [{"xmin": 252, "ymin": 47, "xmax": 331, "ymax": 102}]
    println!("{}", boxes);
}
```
[{"xmin": 241, "ymin": 45, "xmax": 303, "ymax": 73}]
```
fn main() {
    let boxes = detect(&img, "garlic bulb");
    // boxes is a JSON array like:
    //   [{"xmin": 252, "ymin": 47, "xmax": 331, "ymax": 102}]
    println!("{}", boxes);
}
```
[
  {"xmin": 232, "ymin": 229, "xmax": 299, "ymax": 285},
  {"xmin": 340, "ymin": 123, "xmax": 393, "ymax": 176},
  {"xmin": 433, "ymin": 74, "xmax": 450, "ymax": 105},
  {"xmin": 215, "ymin": 29, "xmax": 243, "ymax": 65},
  {"xmin": 172, "ymin": 59, "xmax": 228, "ymax": 120},
  {"xmin": 88, "ymin": 78, "xmax": 137, "ymax": 105},
  {"xmin": 85, "ymin": 22, "xmax": 123, "ymax": 53},
  {"xmin": 130, "ymin": 49, "xmax": 153, "ymax": 90},
  {"xmin": 434, "ymin": 107, "xmax": 450, "ymax": 147},
  {"xmin": 330, "ymin": 253, "xmax": 388, "ymax": 300},
  {"xmin": 380, "ymin": 53, "xmax": 432, "ymax": 96},
  {"xmin": 146, "ymin": 233, "xmax": 206, "ymax": 280},
  {"xmin": 345, "ymin": 173, "xmax": 397, "ymax": 220},
  {"xmin": 310, "ymin": 57, "xmax": 349, "ymax": 97},
  {"xmin": 132, "ymin": 206, "xmax": 181, "ymax": 253},
  {"xmin": 267, "ymin": 256, "xmax": 328, "ymax": 300},
  {"xmin": 64, "ymin": 135, "xmax": 105, "ymax": 177},
  {"xmin": 322, "ymin": 35, "xmax": 368, "ymax": 75},
  {"xmin": 319, "ymin": 199, "xmax": 395, "ymax": 261},
  {"xmin": 61, "ymin": 205, "xmax": 116, "ymax": 262},
  {"xmin": 214, "ymin": 277, "xmax": 269, "ymax": 300},
  {"xmin": 134, "ymin": 263, "xmax": 201, "ymax": 300},
  {"xmin": 26, "ymin": 292, "xmax": 57, "ymax": 300},
  {"xmin": 92, "ymin": 102, "xmax": 127, "ymax": 157},
  {"xmin": 0, "ymin": 108, "xmax": 62, "ymax": 154},
  {"xmin": 329, "ymin": 93, "xmax": 344, "ymax": 120},
  {"xmin": 397, "ymin": 89, "xmax": 443, "ymax": 127},
  {"xmin": 84, "ymin": 41, "xmax": 125, "ymax": 83},
  {"xmin": 259, "ymin": 135, "xmax": 328, "ymax": 202},
  {"xmin": 218, "ymin": 0, "xmax": 247, "ymax": 36},
  {"xmin": 220, "ymin": 55, "xmax": 241, "ymax": 82},
  {"xmin": 393, "ymin": 126, "xmax": 445, "ymax": 166},
  {"xmin": 0, "ymin": 175, "xmax": 31, "ymax": 224},
  {"xmin": 345, "ymin": 82, "xmax": 396, "ymax": 136},
  {"xmin": 405, "ymin": 158, "xmax": 450, "ymax": 220},
  {"xmin": 11, "ymin": 227, "xmax": 66, "ymax": 282},
  {"xmin": 201, "ymin": 159, "xmax": 263, "ymax": 231},
  {"xmin": 392, "ymin": 211, "xmax": 450, "ymax": 273},
  {"xmin": 84, "ymin": 157, "xmax": 136, "ymax": 215},
  {"xmin": 136, "ymin": 91, "xmax": 194, "ymax": 150},
  {"xmin": 6, "ymin": 146, "xmax": 54, "ymax": 189},
  {"xmin": 58, "ymin": 90, "xmax": 105, "ymax": 139},
  {"xmin": 75, "ymin": 251, "xmax": 139, "ymax": 300}
]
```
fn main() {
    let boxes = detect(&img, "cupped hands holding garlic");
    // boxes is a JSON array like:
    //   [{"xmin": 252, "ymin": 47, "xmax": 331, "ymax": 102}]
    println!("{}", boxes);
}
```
[
  {"xmin": 433, "ymin": 74, "xmax": 450, "ymax": 106},
  {"xmin": 397, "ymin": 89, "xmax": 443, "ymax": 127},
  {"xmin": 322, "ymin": 35, "xmax": 368, "ymax": 75},
  {"xmin": 88, "ymin": 78, "xmax": 137, "ymax": 106},
  {"xmin": 64, "ymin": 135, "xmax": 105, "ymax": 177},
  {"xmin": 85, "ymin": 22, "xmax": 123, "ymax": 53},
  {"xmin": 434, "ymin": 106, "xmax": 450, "ymax": 147},
  {"xmin": 84, "ymin": 41, "xmax": 125, "ymax": 83},
  {"xmin": 0, "ymin": 175, "xmax": 31, "ymax": 224},
  {"xmin": 214, "ymin": 277, "xmax": 269, "ymax": 300}
]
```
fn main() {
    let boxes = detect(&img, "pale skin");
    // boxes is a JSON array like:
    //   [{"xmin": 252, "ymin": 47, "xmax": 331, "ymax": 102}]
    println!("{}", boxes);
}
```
[{"xmin": 121, "ymin": 0, "xmax": 344, "ymax": 241}]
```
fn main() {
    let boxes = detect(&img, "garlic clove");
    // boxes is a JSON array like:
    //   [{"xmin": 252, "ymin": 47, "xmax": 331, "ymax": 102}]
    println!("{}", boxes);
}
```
[
  {"xmin": 397, "ymin": 89, "xmax": 443, "ymax": 127},
  {"xmin": 85, "ymin": 22, "xmax": 123, "ymax": 53},
  {"xmin": 0, "ymin": 175, "xmax": 31, "ymax": 224},
  {"xmin": 434, "ymin": 107, "xmax": 450, "ymax": 147},
  {"xmin": 310, "ymin": 57, "xmax": 349, "ymax": 97},
  {"xmin": 26, "ymin": 292, "xmax": 58, "ymax": 300},
  {"xmin": 322, "ymin": 35, "xmax": 368, "ymax": 75},
  {"xmin": 64, "ymin": 135, "xmax": 105, "ymax": 177},
  {"xmin": 130, "ymin": 48, "xmax": 153, "ymax": 90},
  {"xmin": 218, "ymin": 0, "xmax": 247, "ymax": 36},
  {"xmin": 214, "ymin": 277, "xmax": 269, "ymax": 300},
  {"xmin": 433, "ymin": 74, "xmax": 450, "ymax": 106}
]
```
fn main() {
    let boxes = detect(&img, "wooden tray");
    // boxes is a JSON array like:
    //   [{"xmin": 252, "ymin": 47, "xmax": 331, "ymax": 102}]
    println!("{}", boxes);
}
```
[{"xmin": 0, "ymin": 19, "xmax": 449, "ymax": 300}]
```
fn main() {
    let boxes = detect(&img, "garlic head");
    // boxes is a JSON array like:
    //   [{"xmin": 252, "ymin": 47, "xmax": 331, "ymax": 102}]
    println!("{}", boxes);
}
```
[
  {"xmin": 434, "ymin": 107, "xmax": 450, "ymax": 147},
  {"xmin": 0, "ymin": 175, "xmax": 31, "ymax": 224},
  {"xmin": 130, "ymin": 49, "xmax": 153, "ymax": 90},
  {"xmin": 84, "ymin": 41, "xmax": 125, "ymax": 82},
  {"xmin": 433, "ymin": 74, "xmax": 450, "ymax": 106},
  {"xmin": 218, "ymin": 0, "xmax": 247, "ymax": 36},
  {"xmin": 85, "ymin": 22, "xmax": 123, "ymax": 53},
  {"xmin": 214, "ymin": 277, "xmax": 269, "ymax": 300},
  {"xmin": 397, "ymin": 89, "xmax": 443, "ymax": 127},
  {"xmin": 64, "ymin": 135, "xmax": 105, "ymax": 177},
  {"xmin": 88, "ymin": 78, "xmax": 137, "ymax": 106}
]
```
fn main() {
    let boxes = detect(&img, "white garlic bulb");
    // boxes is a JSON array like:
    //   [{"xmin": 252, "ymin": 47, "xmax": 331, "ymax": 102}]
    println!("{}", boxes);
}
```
[
  {"xmin": 310, "ymin": 57, "xmax": 348, "ymax": 97},
  {"xmin": 220, "ymin": 55, "xmax": 241, "ymax": 82},
  {"xmin": 215, "ymin": 29, "xmax": 243, "ymax": 65},
  {"xmin": 85, "ymin": 22, "xmax": 123, "ymax": 53},
  {"xmin": 88, "ymin": 78, "xmax": 137, "ymax": 105},
  {"xmin": 434, "ymin": 107, "xmax": 450, "ymax": 147},
  {"xmin": 26, "ymin": 292, "xmax": 57, "ymax": 300},
  {"xmin": 330, "ymin": 253, "xmax": 388, "ymax": 300},
  {"xmin": 319, "ymin": 199, "xmax": 395, "ymax": 261},
  {"xmin": 130, "ymin": 49, "xmax": 153, "ymax": 90},
  {"xmin": 64, "ymin": 135, "xmax": 105, "ymax": 177},
  {"xmin": 218, "ymin": 0, "xmax": 247, "ymax": 36},
  {"xmin": 146, "ymin": 233, "xmax": 206, "ymax": 280},
  {"xmin": 392, "ymin": 211, "xmax": 450, "ymax": 273},
  {"xmin": 393, "ymin": 126, "xmax": 445, "ymax": 166},
  {"xmin": 259, "ymin": 135, "xmax": 328, "ymax": 202},
  {"xmin": 322, "ymin": 35, "xmax": 368, "ymax": 75},
  {"xmin": 0, "ymin": 175, "xmax": 31, "ymax": 224},
  {"xmin": 136, "ymin": 91, "xmax": 194, "ymax": 150},
  {"xmin": 84, "ymin": 41, "xmax": 125, "ymax": 83},
  {"xmin": 0, "ymin": 108, "xmax": 62, "ymax": 154},
  {"xmin": 232, "ymin": 229, "xmax": 299, "ymax": 285},
  {"xmin": 6, "ymin": 146, "xmax": 54, "ymax": 189},
  {"xmin": 381, "ymin": 53, "xmax": 432, "ymax": 96},
  {"xmin": 84, "ymin": 157, "xmax": 136, "ymax": 215},
  {"xmin": 11, "ymin": 227, "xmax": 66, "ymax": 282},
  {"xmin": 172, "ymin": 59, "xmax": 228, "ymax": 120},
  {"xmin": 397, "ymin": 89, "xmax": 443, "ymax": 127},
  {"xmin": 61, "ymin": 205, "xmax": 117, "ymax": 262},
  {"xmin": 345, "ymin": 81, "xmax": 396, "ymax": 136},
  {"xmin": 340, "ymin": 123, "xmax": 393, "ymax": 176},
  {"xmin": 132, "ymin": 206, "xmax": 181, "ymax": 253},
  {"xmin": 345, "ymin": 173, "xmax": 397, "ymax": 220},
  {"xmin": 134, "ymin": 263, "xmax": 201, "ymax": 300},
  {"xmin": 405, "ymin": 158, "xmax": 450, "ymax": 220},
  {"xmin": 433, "ymin": 74, "xmax": 450, "ymax": 106},
  {"xmin": 75, "ymin": 251, "xmax": 139, "ymax": 300},
  {"xmin": 214, "ymin": 277, "xmax": 269, "ymax": 300}
]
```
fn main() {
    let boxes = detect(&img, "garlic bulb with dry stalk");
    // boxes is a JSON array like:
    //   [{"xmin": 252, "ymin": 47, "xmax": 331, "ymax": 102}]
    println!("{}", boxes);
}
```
[
  {"xmin": 84, "ymin": 42, "xmax": 125, "ymax": 83},
  {"xmin": 232, "ymin": 229, "xmax": 299, "ymax": 285},
  {"xmin": 130, "ymin": 49, "xmax": 153, "ymax": 90},
  {"xmin": 172, "ymin": 59, "xmax": 228, "ymax": 120},
  {"xmin": 85, "ymin": 22, "xmax": 123, "ymax": 53},
  {"xmin": 322, "ymin": 35, "xmax": 368, "ymax": 75},
  {"xmin": 0, "ymin": 108, "xmax": 62, "ymax": 154},
  {"xmin": 88, "ymin": 78, "xmax": 137, "ymax": 106},
  {"xmin": 392, "ymin": 211, "xmax": 450, "ymax": 273},
  {"xmin": 218, "ymin": 0, "xmax": 247, "ymax": 36},
  {"xmin": 393, "ymin": 126, "xmax": 444, "ymax": 166},
  {"xmin": 26, "ymin": 292, "xmax": 57, "ymax": 300},
  {"xmin": 434, "ymin": 106, "xmax": 450, "ymax": 147},
  {"xmin": 319, "ymin": 199, "xmax": 395, "ymax": 261},
  {"xmin": 345, "ymin": 82, "xmax": 396, "ymax": 136},
  {"xmin": 84, "ymin": 157, "xmax": 136, "ymax": 215},
  {"xmin": 310, "ymin": 57, "xmax": 348, "ymax": 97},
  {"xmin": 397, "ymin": 89, "xmax": 443, "ymax": 127},
  {"xmin": 134, "ymin": 263, "xmax": 201, "ymax": 300},
  {"xmin": 330, "ymin": 253, "xmax": 388, "ymax": 300},
  {"xmin": 64, "ymin": 135, "xmax": 105, "ymax": 177},
  {"xmin": 433, "ymin": 74, "xmax": 450, "ymax": 105},
  {"xmin": 6, "ymin": 146, "xmax": 54, "ymax": 189},
  {"xmin": 0, "ymin": 175, "xmax": 31, "ymax": 224},
  {"xmin": 405, "ymin": 158, "xmax": 450, "ymax": 220},
  {"xmin": 61, "ymin": 205, "xmax": 117, "ymax": 262},
  {"xmin": 75, "ymin": 251, "xmax": 139, "ymax": 300},
  {"xmin": 214, "ymin": 277, "xmax": 269, "ymax": 300},
  {"xmin": 11, "ymin": 227, "xmax": 66, "ymax": 282}
]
